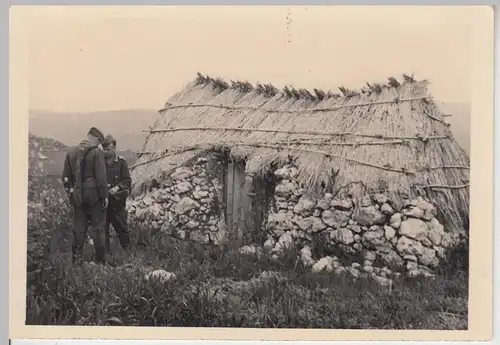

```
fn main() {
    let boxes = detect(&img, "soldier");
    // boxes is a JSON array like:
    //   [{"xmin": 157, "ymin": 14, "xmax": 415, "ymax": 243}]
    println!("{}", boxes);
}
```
[
  {"xmin": 102, "ymin": 134, "xmax": 132, "ymax": 252},
  {"xmin": 62, "ymin": 127, "xmax": 108, "ymax": 264}
]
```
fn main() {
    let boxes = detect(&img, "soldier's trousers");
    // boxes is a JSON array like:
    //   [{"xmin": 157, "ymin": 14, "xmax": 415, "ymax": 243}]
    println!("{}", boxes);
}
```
[
  {"xmin": 72, "ymin": 202, "xmax": 107, "ymax": 264},
  {"xmin": 105, "ymin": 206, "xmax": 130, "ymax": 251}
]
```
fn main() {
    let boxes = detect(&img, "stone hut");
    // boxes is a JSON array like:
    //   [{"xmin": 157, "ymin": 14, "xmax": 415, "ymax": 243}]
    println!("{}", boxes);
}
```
[{"xmin": 127, "ymin": 73, "xmax": 470, "ymax": 275}]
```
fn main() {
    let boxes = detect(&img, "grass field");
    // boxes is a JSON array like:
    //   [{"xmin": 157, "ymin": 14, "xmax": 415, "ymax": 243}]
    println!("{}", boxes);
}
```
[{"xmin": 26, "ymin": 193, "xmax": 469, "ymax": 329}]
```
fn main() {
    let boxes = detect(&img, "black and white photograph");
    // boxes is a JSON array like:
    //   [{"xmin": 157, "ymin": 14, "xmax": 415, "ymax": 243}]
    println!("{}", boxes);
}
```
[{"xmin": 14, "ymin": 4, "xmax": 493, "ymax": 339}]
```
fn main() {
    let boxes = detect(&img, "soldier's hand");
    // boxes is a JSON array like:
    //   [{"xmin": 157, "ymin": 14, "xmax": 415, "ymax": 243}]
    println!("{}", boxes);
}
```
[
  {"xmin": 109, "ymin": 186, "xmax": 119, "ymax": 195},
  {"xmin": 102, "ymin": 197, "xmax": 109, "ymax": 209}
]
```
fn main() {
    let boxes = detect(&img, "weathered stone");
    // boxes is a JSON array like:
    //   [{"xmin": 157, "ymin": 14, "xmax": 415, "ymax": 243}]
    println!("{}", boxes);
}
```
[
  {"xmin": 174, "ymin": 181, "xmax": 192, "ymax": 194},
  {"xmin": 419, "ymin": 247, "xmax": 439, "ymax": 268},
  {"xmin": 313, "ymin": 209, "xmax": 322, "ymax": 217},
  {"xmin": 403, "ymin": 206, "xmax": 425, "ymax": 219},
  {"xmin": 373, "ymin": 193, "xmax": 388, "ymax": 205},
  {"xmin": 354, "ymin": 234, "xmax": 362, "ymax": 243},
  {"xmin": 311, "ymin": 217, "xmax": 327, "ymax": 232},
  {"xmin": 363, "ymin": 259, "xmax": 373, "ymax": 267},
  {"xmin": 406, "ymin": 261, "xmax": 418, "ymax": 271},
  {"xmin": 312, "ymin": 256, "xmax": 336, "ymax": 273},
  {"xmin": 263, "ymin": 237, "xmax": 276, "ymax": 252},
  {"xmin": 170, "ymin": 167, "xmax": 194, "ymax": 181},
  {"xmin": 347, "ymin": 224, "xmax": 362, "ymax": 233},
  {"xmin": 384, "ymin": 225, "xmax": 396, "ymax": 240},
  {"xmin": 294, "ymin": 197, "xmax": 316, "ymax": 215},
  {"xmin": 322, "ymin": 210, "xmax": 351, "ymax": 228},
  {"xmin": 415, "ymin": 198, "xmax": 437, "ymax": 221},
  {"xmin": 331, "ymin": 228, "xmax": 354, "ymax": 245},
  {"xmin": 354, "ymin": 206, "xmax": 385, "ymax": 226},
  {"xmin": 193, "ymin": 190, "xmax": 209, "ymax": 200},
  {"xmin": 185, "ymin": 220, "xmax": 199, "ymax": 229},
  {"xmin": 434, "ymin": 246, "xmax": 446, "ymax": 259},
  {"xmin": 362, "ymin": 229, "xmax": 392, "ymax": 252},
  {"xmin": 427, "ymin": 218, "xmax": 445, "ymax": 246},
  {"xmin": 363, "ymin": 251, "xmax": 377, "ymax": 261},
  {"xmin": 277, "ymin": 201, "xmax": 288, "ymax": 210},
  {"xmin": 404, "ymin": 255, "xmax": 418, "ymax": 261},
  {"xmin": 323, "ymin": 193, "xmax": 333, "ymax": 203},
  {"xmin": 369, "ymin": 225, "xmax": 381, "ymax": 231},
  {"xmin": 274, "ymin": 232, "xmax": 294, "ymax": 253},
  {"xmin": 331, "ymin": 199, "xmax": 353, "ymax": 211},
  {"xmin": 275, "ymin": 181, "xmax": 298, "ymax": 196},
  {"xmin": 296, "ymin": 217, "xmax": 314, "ymax": 231},
  {"xmin": 274, "ymin": 167, "xmax": 291, "ymax": 179},
  {"xmin": 268, "ymin": 212, "xmax": 293, "ymax": 231},
  {"xmin": 300, "ymin": 246, "xmax": 315, "ymax": 267},
  {"xmin": 380, "ymin": 250, "xmax": 404, "ymax": 268},
  {"xmin": 381, "ymin": 203, "xmax": 394, "ymax": 215},
  {"xmin": 390, "ymin": 213, "xmax": 402, "ymax": 229},
  {"xmin": 316, "ymin": 199, "xmax": 329, "ymax": 210},
  {"xmin": 396, "ymin": 236, "xmax": 424, "ymax": 256},
  {"xmin": 399, "ymin": 218, "xmax": 428, "ymax": 240},
  {"xmin": 353, "ymin": 243, "xmax": 363, "ymax": 251},
  {"xmin": 361, "ymin": 195, "xmax": 373, "ymax": 207},
  {"xmin": 363, "ymin": 265, "xmax": 374, "ymax": 273},
  {"xmin": 144, "ymin": 270, "xmax": 176, "ymax": 283},
  {"xmin": 190, "ymin": 230, "xmax": 208, "ymax": 243},
  {"xmin": 239, "ymin": 245, "xmax": 263, "ymax": 256}
]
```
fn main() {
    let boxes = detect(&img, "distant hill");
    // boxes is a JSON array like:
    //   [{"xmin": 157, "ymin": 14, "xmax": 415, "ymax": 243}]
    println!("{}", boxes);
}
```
[
  {"xmin": 29, "ymin": 109, "xmax": 160, "ymax": 152},
  {"xmin": 29, "ymin": 102, "xmax": 470, "ymax": 155}
]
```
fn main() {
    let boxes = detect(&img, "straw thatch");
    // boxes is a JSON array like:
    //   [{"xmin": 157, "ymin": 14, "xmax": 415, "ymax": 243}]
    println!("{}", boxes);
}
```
[{"xmin": 131, "ymin": 73, "xmax": 470, "ymax": 233}]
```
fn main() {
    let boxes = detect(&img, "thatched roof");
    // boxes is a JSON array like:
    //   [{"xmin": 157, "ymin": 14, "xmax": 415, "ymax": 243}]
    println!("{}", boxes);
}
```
[{"xmin": 131, "ymin": 73, "xmax": 470, "ymax": 233}]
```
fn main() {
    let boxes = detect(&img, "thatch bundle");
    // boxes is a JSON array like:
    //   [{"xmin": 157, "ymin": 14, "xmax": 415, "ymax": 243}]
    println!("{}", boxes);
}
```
[{"xmin": 131, "ymin": 73, "xmax": 469, "ymax": 233}]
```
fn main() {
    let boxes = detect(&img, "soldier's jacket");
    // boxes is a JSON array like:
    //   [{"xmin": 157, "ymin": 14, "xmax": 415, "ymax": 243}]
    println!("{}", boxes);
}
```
[
  {"xmin": 62, "ymin": 140, "xmax": 108, "ymax": 207},
  {"xmin": 106, "ymin": 155, "xmax": 132, "ymax": 208}
]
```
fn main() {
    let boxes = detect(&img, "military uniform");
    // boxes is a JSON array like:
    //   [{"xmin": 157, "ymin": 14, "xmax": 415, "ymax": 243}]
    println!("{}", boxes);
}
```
[
  {"xmin": 62, "ymin": 127, "xmax": 108, "ymax": 264},
  {"xmin": 104, "ymin": 154, "xmax": 132, "ymax": 251}
]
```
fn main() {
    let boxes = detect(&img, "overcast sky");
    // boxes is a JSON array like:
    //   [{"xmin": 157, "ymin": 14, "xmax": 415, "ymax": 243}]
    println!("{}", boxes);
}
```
[{"xmin": 28, "ymin": 6, "xmax": 476, "ymax": 113}]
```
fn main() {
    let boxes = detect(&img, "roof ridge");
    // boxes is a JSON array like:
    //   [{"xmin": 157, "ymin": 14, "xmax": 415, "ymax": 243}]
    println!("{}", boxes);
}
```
[{"xmin": 194, "ymin": 72, "xmax": 430, "ymax": 101}]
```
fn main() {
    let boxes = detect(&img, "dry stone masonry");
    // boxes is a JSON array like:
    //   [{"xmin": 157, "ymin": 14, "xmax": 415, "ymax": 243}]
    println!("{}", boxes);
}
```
[
  {"xmin": 264, "ymin": 164, "xmax": 461, "ymax": 279},
  {"xmin": 127, "ymin": 155, "xmax": 227, "ymax": 245}
]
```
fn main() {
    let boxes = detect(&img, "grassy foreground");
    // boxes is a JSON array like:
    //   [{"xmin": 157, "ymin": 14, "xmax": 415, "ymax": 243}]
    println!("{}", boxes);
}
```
[{"xmin": 26, "ymin": 218, "xmax": 468, "ymax": 329}]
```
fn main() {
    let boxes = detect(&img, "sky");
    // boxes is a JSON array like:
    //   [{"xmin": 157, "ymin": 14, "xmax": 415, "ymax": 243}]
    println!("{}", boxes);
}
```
[{"xmin": 27, "ymin": 6, "xmax": 476, "ymax": 113}]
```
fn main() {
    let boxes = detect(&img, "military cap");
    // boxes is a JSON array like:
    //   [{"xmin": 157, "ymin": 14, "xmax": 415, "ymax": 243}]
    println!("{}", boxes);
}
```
[
  {"xmin": 103, "ymin": 134, "xmax": 117, "ymax": 148},
  {"xmin": 88, "ymin": 127, "xmax": 105, "ymax": 143}
]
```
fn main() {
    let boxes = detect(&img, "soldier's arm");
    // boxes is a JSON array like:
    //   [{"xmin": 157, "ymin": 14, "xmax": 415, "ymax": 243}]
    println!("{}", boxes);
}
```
[
  {"xmin": 117, "ymin": 158, "xmax": 132, "ymax": 191},
  {"xmin": 61, "ymin": 152, "xmax": 74, "ymax": 195},
  {"xmin": 94, "ymin": 149, "xmax": 109, "ymax": 201}
]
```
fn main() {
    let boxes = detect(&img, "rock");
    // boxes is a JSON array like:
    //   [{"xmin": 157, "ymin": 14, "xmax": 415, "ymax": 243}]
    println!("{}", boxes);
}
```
[
  {"xmin": 275, "ymin": 181, "xmax": 298, "ymax": 196},
  {"xmin": 373, "ymin": 193, "xmax": 388, "ymax": 205},
  {"xmin": 353, "ymin": 243, "xmax": 363, "ymax": 251},
  {"xmin": 415, "ymin": 198, "xmax": 437, "ymax": 221},
  {"xmin": 347, "ymin": 224, "xmax": 362, "ymax": 233},
  {"xmin": 274, "ymin": 168, "xmax": 291, "ymax": 179},
  {"xmin": 170, "ymin": 167, "xmax": 194, "ymax": 181},
  {"xmin": 352, "ymin": 262, "xmax": 362, "ymax": 269},
  {"xmin": 274, "ymin": 232, "xmax": 294, "ymax": 253},
  {"xmin": 174, "ymin": 197, "xmax": 200, "ymax": 215},
  {"xmin": 193, "ymin": 190, "xmax": 209, "ymax": 200},
  {"xmin": 174, "ymin": 181, "xmax": 192, "ymax": 194},
  {"xmin": 346, "ymin": 267, "xmax": 360, "ymax": 278},
  {"xmin": 354, "ymin": 206, "xmax": 385, "ymax": 226},
  {"xmin": 363, "ymin": 251, "xmax": 377, "ymax": 261},
  {"xmin": 390, "ymin": 213, "xmax": 402, "ymax": 229},
  {"xmin": 316, "ymin": 199, "xmax": 329, "ymax": 210},
  {"xmin": 419, "ymin": 247, "xmax": 439, "ymax": 268},
  {"xmin": 403, "ymin": 255, "xmax": 418, "ymax": 261},
  {"xmin": 268, "ymin": 212, "xmax": 293, "ymax": 232},
  {"xmin": 363, "ymin": 265, "xmax": 374, "ymax": 273},
  {"xmin": 149, "ymin": 203, "xmax": 163, "ymax": 218},
  {"xmin": 300, "ymin": 246, "xmax": 315, "ymax": 267},
  {"xmin": 321, "ymin": 210, "xmax": 351, "ymax": 228},
  {"xmin": 396, "ymin": 236, "xmax": 424, "ymax": 256},
  {"xmin": 190, "ymin": 230, "xmax": 208, "ymax": 244},
  {"xmin": 381, "ymin": 203, "xmax": 394, "ymax": 215},
  {"xmin": 361, "ymin": 195, "xmax": 373, "ymax": 207},
  {"xmin": 373, "ymin": 275, "xmax": 393, "ymax": 290},
  {"xmin": 363, "ymin": 259, "xmax": 373, "ymax": 267},
  {"xmin": 144, "ymin": 269, "xmax": 176, "ymax": 283},
  {"xmin": 362, "ymin": 229, "xmax": 391, "ymax": 252},
  {"xmin": 434, "ymin": 246, "xmax": 446, "ymax": 259},
  {"xmin": 323, "ymin": 193, "xmax": 333, "ymax": 203},
  {"xmin": 331, "ymin": 199, "xmax": 353, "ymax": 211},
  {"xmin": 289, "ymin": 167, "xmax": 299, "ymax": 178},
  {"xmin": 427, "ymin": 218, "xmax": 445, "ymax": 246},
  {"xmin": 313, "ymin": 209, "xmax": 322, "ymax": 217},
  {"xmin": 384, "ymin": 225, "xmax": 396, "ymax": 240},
  {"xmin": 185, "ymin": 220, "xmax": 199, "ymax": 229},
  {"xmin": 312, "ymin": 256, "xmax": 336, "ymax": 273},
  {"xmin": 380, "ymin": 250, "xmax": 404, "ymax": 268},
  {"xmin": 406, "ymin": 260, "xmax": 418, "ymax": 271},
  {"xmin": 440, "ymin": 233, "xmax": 456, "ymax": 249},
  {"xmin": 399, "ymin": 218, "xmax": 428, "ymax": 240},
  {"xmin": 403, "ymin": 206, "xmax": 425, "ymax": 219},
  {"xmin": 239, "ymin": 245, "xmax": 263, "ymax": 256},
  {"xmin": 294, "ymin": 197, "xmax": 316, "ymax": 215},
  {"xmin": 354, "ymin": 234, "xmax": 362, "ymax": 243},
  {"xmin": 331, "ymin": 228, "xmax": 354, "ymax": 245}
]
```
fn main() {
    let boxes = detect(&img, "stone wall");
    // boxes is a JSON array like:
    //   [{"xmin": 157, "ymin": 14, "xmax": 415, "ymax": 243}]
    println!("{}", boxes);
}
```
[
  {"xmin": 127, "ymin": 154, "xmax": 227, "ymax": 244},
  {"xmin": 262, "ymin": 164, "xmax": 463, "ymax": 277}
]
